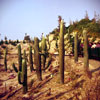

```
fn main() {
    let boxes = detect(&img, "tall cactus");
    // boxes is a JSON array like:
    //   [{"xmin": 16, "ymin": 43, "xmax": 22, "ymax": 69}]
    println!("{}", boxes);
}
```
[
  {"xmin": 18, "ymin": 59, "xmax": 27, "ymax": 94},
  {"xmin": 74, "ymin": 31, "xmax": 78, "ymax": 63},
  {"xmin": 29, "ymin": 45, "xmax": 33, "ymax": 72},
  {"xmin": 18, "ymin": 44, "xmax": 22, "ymax": 71},
  {"xmin": 12, "ymin": 44, "xmax": 22, "ymax": 73},
  {"xmin": 34, "ymin": 37, "xmax": 42, "ymax": 81},
  {"xmin": 83, "ymin": 29, "xmax": 89, "ymax": 72},
  {"xmin": 59, "ymin": 20, "xmax": 65, "ymax": 84},
  {"xmin": 4, "ymin": 48, "xmax": 7, "ymax": 71},
  {"xmin": 23, "ymin": 50, "xmax": 27, "ymax": 60},
  {"xmin": 41, "ymin": 36, "xmax": 47, "ymax": 71}
]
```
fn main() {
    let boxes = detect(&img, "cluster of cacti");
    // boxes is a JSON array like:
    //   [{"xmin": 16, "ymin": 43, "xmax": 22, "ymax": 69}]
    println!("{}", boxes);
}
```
[
  {"xmin": 83, "ymin": 29, "xmax": 89, "ymax": 72},
  {"xmin": 59, "ymin": 20, "xmax": 65, "ymax": 84},
  {"xmin": 12, "ymin": 45, "xmax": 28, "ymax": 94},
  {"xmin": 11, "ymin": 40, "xmax": 51, "ymax": 93},
  {"xmin": 33, "ymin": 37, "xmax": 52, "ymax": 81},
  {"xmin": 4, "ymin": 48, "xmax": 7, "ymax": 71},
  {"xmin": 74, "ymin": 31, "xmax": 78, "ymax": 62}
]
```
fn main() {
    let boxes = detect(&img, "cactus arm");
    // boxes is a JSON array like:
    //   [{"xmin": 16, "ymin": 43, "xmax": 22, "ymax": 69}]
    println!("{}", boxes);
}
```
[
  {"xmin": 18, "ymin": 71, "xmax": 23, "ymax": 84},
  {"xmin": 23, "ymin": 50, "xmax": 27, "ymax": 60},
  {"xmin": 12, "ymin": 63, "xmax": 18, "ymax": 72},
  {"xmin": 42, "ymin": 54, "xmax": 52, "ymax": 70}
]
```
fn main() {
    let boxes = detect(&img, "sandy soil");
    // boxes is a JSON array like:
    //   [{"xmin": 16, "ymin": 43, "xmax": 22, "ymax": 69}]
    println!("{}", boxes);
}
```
[{"xmin": 0, "ymin": 43, "xmax": 100, "ymax": 100}]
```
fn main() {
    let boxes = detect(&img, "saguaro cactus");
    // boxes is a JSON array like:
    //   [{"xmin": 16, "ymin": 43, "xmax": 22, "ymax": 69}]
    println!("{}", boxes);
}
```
[
  {"xmin": 29, "ymin": 46, "xmax": 33, "ymax": 72},
  {"xmin": 34, "ymin": 37, "xmax": 42, "ymax": 81},
  {"xmin": 18, "ymin": 59, "xmax": 27, "ymax": 94},
  {"xmin": 41, "ymin": 36, "xmax": 47, "ymax": 71},
  {"xmin": 23, "ymin": 50, "xmax": 27, "ymax": 60},
  {"xmin": 4, "ymin": 48, "xmax": 7, "ymax": 71},
  {"xmin": 83, "ymin": 29, "xmax": 89, "ymax": 72},
  {"xmin": 12, "ymin": 45, "xmax": 23, "ymax": 73},
  {"xmin": 33, "ymin": 37, "xmax": 52, "ymax": 81},
  {"xmin": 74, "ymin": 31, "xmax": 78, "ymax": 62},
  {"xmin": 18, "ymin": 44, "xmax": 22, "ymax": 71},
  {"xmin": 59, "ymin": 20, "xmax": 65, "ymax": 84}
]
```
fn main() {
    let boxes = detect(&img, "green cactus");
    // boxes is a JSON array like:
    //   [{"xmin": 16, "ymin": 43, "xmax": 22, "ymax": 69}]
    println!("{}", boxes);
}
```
[
  {"xmin": 41, "ymin": 36, "xmax": 47, "ymax": 71},
  {"xmin": 12, "ymin": 44, "xmax": 22, "ymax": 72},
  {"xmin": 34, "ymin": 37, "xmax": 42, "ymax": 81},
  {"xmin": 4, "ymin": 48, "xmax": 7, "ymax": 71},
  {"xmin": 23, "ymin": 50, "xmax": 27, "ymax": 61},
  {"xmin": 74, "ymin": 31, "xmax": 78, "ymax": 62},
  {"xmin": 18, "ymin": 44, "xmax": 22, "ymax": 71},
  {"xmin": 29, "ymin": 46, "xmax": 33, "ymax": 72},
  {"xmin": 18, "ymin": 59, "xmax": 27, "ymax": 94},
  {"xmin": 59, "ymin": 20, "xmax": 65, "ymax": 84},
  {"xmin": 12, "ymin": 62, "xmax": 18, "ymax": 72},
  {"xmin": 83, "ymin": 29, "xmax": 89, "ymax": 72},
  {"xmin": 33, "ymin": 37, "xmax": 52, "ymax": 80},
  {"xmin": 44, "ymin": 54, "xmax": 52, "ymax": 69}
]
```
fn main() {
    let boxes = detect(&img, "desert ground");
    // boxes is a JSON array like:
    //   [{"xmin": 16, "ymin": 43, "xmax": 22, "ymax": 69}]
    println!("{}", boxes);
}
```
[{"xmin": 0, "ymin": 43, "xmax": 100, "ymax": 100}]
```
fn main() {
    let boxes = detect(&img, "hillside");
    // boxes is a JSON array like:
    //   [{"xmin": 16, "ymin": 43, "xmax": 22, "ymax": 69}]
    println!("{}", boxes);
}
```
[
  {"xmin": 0, "ymin": 43, "xmax": 100, "ymax": 100},
  {"xmin": 49, "ymin": 17, "xmax": 100, "ymax": 43},
  {"xmin": 0, "ymin": 17, "xmax": 100, "ymax": 100}
]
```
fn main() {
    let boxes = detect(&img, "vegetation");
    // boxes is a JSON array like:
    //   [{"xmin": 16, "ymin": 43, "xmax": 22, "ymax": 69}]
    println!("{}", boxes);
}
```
[{"xmin": 0, "ymin": 15, "xmax": 100, "ymax": 99}]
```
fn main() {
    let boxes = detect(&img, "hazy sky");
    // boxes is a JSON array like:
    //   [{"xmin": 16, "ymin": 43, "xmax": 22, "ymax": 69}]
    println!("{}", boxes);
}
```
[{"xmin": 0, "ymin": 0, "xmax": 100, "ymax": 40}]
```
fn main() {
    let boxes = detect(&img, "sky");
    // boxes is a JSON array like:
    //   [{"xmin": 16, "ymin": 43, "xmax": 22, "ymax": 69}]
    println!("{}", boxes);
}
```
[{"xmin": 0, "ymin": 0, "xmax": 100, "ymax": 40}]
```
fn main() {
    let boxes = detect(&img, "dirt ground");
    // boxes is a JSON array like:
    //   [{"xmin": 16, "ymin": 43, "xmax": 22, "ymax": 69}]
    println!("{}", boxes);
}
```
[{"xmin": 0, "ymin": 43, "xmax": 100, "ymax": 100}]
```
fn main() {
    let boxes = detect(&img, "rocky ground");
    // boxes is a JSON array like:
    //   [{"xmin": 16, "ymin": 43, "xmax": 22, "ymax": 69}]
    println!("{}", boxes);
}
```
[{"xmin": 0, "ymin": 43, "xmax": 100, "ymax": 100}]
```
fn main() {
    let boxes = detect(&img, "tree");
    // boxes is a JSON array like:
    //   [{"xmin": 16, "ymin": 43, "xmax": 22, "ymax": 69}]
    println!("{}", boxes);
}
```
[{"xmin": 84, "ymin": 11, "xmax": 89, "ymax": 20}]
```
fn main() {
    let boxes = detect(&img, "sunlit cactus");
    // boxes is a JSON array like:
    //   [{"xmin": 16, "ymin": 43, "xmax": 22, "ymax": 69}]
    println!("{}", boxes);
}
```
[
  {"xmin": 18, "ymin": 44, "xmax": 22, "ymax": 71},
  {"xmin": 41, "ymin": 36, "xmax": 47, "ymax": 71},
  {"xmin": 18, "ymin": 59, "xmax": 27, "ymax": 94},
  {"xmin": 45, "ymin": 54, "xmax": 52, "ymax": 69},
  {"xmin": 4, "ymin": 48, "xmax": 7, "ymax": 71},
  {"xmin": 74, "ymin": 31, "xmax": 78, "ymax": 62},
  {"xmin": 12, "ymin": 62, "xmax": 18, "ymax": 72},
  {"xmin": 29, "ymin": 45, "xmax": 33, "ymax": 72},
  {"xmin": 12, "ymin": 44, "xmax": 22, "ymax": 73},
  {"xmin": 34, "ymin": 37, "xmax": 42, "ymax": 81},
  {"xmin": 23, "ymin": 50, "xmax": 27, "ymax": 61},
  {"xmin": 83, "ymin": 29, "xmax": 89, "ymax": 72},
  {"xmin": 59, "ymin": 20, "xmax": 65, "ymax": 84}
]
